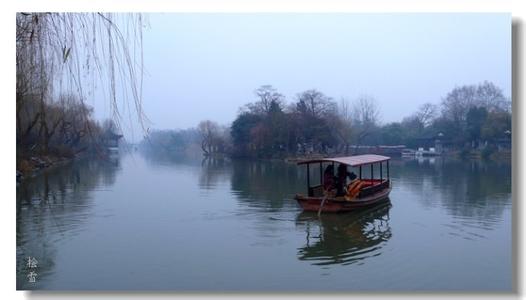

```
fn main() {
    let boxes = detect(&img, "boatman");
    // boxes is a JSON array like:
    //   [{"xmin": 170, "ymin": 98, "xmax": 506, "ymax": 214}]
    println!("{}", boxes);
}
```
[
  {"xmin": 336, "ymin": 164, "xmax": 357, "ymax": 196},
  {"xmin": 323, "ymin": 165, "xmax": 336, "ymax": 192}
]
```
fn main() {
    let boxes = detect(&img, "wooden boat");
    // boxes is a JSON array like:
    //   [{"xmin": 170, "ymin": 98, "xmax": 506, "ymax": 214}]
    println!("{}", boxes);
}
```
[{"xmin": 294, "ymin": 154, "xmax": 392, "ymax": 213}]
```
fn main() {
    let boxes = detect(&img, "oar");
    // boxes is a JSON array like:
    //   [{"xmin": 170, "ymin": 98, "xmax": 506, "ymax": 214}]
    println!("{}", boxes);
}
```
[{"xmin": 317, "ymin": 192, "xmax": 328, "ymax": 217}]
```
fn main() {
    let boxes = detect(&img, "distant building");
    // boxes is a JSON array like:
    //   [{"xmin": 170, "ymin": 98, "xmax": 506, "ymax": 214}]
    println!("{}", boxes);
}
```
[
  {"xmin": 347, "ymin": 145, "xmax": 406, "ymax": 156},
  {"xmin": 102, "ymin": 130, "xmax": 123, "ymax": 148},
  {"xmin": 411, "ymin": 132, "xmax": 451, "ymax": 154}
]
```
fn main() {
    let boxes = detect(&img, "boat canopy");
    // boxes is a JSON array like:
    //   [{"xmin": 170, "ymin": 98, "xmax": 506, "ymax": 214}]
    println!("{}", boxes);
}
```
[{"xmin": 297, "ymin": 154, "xmax": 390, "ymax": 167}]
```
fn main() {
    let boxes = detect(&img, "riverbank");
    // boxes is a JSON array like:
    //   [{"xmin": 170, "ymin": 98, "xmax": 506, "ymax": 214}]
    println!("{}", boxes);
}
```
[{"xmin": 16, "ymin": 154, "xmax": 75, "ymax": 183}]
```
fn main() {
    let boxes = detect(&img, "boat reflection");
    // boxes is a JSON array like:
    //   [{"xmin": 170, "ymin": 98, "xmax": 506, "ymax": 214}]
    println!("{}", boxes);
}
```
[{"xmin": 295, "ymin": 201, "xmax": 392, "ymax": 266}]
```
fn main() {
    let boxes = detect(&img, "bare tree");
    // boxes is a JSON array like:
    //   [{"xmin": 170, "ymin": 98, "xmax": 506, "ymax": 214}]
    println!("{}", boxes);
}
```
[
  {"xmin": 331, "ymin": 98, "xmax": 353, "ymax": 154},
  {"xmin": 60, "ymin": 96, "xmax": 94, "ymax": 149},
  {"xmin": 440, "ymin": 81, "xmax": 508, "ymax": 132},
  {"xmin": 246, "ymin": 85, "xmax": 285, "ymax": 116},
  {"xmin": 16, "ymin": 13, "xmax": 148, "ymax": 154},
  {"xmin": 294, "ymin": 89, "xmax": 336, "ymax": 119},
  {"xmin": 40, "ymin": 101, "xmax": 66, "ymax": 151},
  {"xmin": 198, "ymin": 120, "xmax": 220, "ymax": 155},
  {"xmin": 17, "ymin": 94, "xmax": 41, "ymax": 145},
  {"xmin": 415, "ymin": 102, "xmax": 438, "ymax": 127},
  {"xmin": 475, "ymin": 81, "xmax": 510, "ymax": 112},
  {"xmin": 441, "ymin": 85, "xmax": 477, "ymax": 130},
  {"xmin": 352, "ymin": 95, "xmax": 380, "ymax": 147}
]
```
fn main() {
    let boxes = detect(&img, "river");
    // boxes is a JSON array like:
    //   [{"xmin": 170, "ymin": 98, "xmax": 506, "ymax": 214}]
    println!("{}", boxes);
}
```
[{"xmin": 16, "ymin": 151, "xmax": 512, "ymax": 291}]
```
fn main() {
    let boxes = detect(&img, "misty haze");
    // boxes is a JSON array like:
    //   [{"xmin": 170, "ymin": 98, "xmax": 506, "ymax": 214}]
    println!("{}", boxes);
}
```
[{"xmin": 16, "ymin": 13, "xmax": 512, "ymax": 292}]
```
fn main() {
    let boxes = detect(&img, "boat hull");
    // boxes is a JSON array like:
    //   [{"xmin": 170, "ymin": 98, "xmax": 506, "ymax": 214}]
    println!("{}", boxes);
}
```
[{"xmin": 294, "ymin": 187, "xmax": 391, "ymax": 213}]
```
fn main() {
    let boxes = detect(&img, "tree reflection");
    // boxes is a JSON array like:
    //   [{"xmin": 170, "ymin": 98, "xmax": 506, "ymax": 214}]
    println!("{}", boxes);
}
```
[
  {"xmin": 198, "ymin": 157, "xmax": 231, "ymax": 189},
  {"xmin": 139, "ymin": 147, "xmax": 202, "ymax": 167},
  {"xmin": 391, "ymin": 158, "xmax": 511, "ymax": 224},
  {"xmin": 230, "ymin": 160, "xmax": 305, "ymax": 209},
  {"xmin": 296, "ymin": 202, "xmax": 392, "ymax": 266},
  {"xmin": 16, "ymin": 157, "xmax": 121, "ymax": 290},
  {"xmin": 140, "ymin": 149, "xmax": 234, "ymax": 190}
]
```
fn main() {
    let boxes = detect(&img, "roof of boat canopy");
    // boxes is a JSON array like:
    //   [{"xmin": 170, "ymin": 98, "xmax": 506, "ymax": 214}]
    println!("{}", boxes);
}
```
[{"xmin": 297, "ymin": 154, "xmax": 390, "ymax": 167}]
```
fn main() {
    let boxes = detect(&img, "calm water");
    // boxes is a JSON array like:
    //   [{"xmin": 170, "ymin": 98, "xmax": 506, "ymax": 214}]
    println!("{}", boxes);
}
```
[{"xmin": 16, "ymin": 151, "xmax": 512, "ymax": 291}]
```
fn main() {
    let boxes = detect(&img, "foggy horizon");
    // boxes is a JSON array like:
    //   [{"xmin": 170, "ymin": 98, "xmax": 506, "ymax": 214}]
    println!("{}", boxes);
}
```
[{"xmin": 90, "ymin": 13, "xmax": 511, "ymax": 141}]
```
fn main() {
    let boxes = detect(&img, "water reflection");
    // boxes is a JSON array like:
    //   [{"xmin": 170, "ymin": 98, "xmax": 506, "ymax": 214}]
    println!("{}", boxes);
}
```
[
  {"xmin": 16, "ymin": 151, "xmax": 511, "ymax": 290},
  {"xmin": 230, "ymin": 160, "xmax": 304, "ymax": 210},
  {"xmin": 391, "ymin": 158, "xmax": 511, "ymax": 224},
  {"xmin": 139, "ymin": 149, "xmax": 233, "ymax": 190},
  {"xmin": 16, "ymin": 157, "xmax": 122, "ymax": 289},
  {"xmin": 199, "ymin": 157, "xmax": 232, "ymax": 190},
  {"xmin": 295, "ymin": 202, "xmax": 392, "ymax": 266},
  {"xmin": 139, "ymin": 148, "xmax": 202, "ymax": 168}
]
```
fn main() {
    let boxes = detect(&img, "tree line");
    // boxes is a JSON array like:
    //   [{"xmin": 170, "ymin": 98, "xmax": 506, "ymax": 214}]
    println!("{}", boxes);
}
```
[
  {"xmin": 17, "ymin": 92, "xmax": 119, "ymax": 159},
  {"xmin": 378, "ymin": 81, "xmax": 511, "ymax": 151},
  {"xmin": 228, "ymin": 85, "xmax": 380, "ymax": 158},
  {"xmin": 144, "ymin": 81, "xmax": 511, "ymax": 159}
]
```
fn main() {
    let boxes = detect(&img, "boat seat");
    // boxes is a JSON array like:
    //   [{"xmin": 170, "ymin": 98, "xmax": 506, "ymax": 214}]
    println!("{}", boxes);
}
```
[{"xmin": 346, "ymin": 180, "xmax": 365, "ymax": 200}]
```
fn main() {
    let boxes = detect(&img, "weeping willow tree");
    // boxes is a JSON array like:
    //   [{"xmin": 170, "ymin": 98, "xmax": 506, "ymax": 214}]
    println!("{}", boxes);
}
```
[{"xmin": 16, "ymin": 13, "xmax": 148, "ymax": 156}]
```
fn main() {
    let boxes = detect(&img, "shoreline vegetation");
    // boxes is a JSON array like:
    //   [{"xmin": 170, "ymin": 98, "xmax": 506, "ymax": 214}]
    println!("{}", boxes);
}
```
[
  {"xmin": 15, "ymin": 91, "xmax": 125, "ymax": 183},
  {"xmin": 16, "ymin": 13, "xmax": 511, "ymax": 182},
  {"xmin": 141, "ymin": 82, "xmax": 512, "ymax": 162},
  {"xmin": 16, "ymin": 13, "xmax": 143, "ymax": 183}
]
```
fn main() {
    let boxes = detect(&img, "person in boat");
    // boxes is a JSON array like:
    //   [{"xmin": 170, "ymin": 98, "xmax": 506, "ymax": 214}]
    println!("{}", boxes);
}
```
[
  {"xmin": 323, "ymin": 165, "xmax": 336, "ymax": 192},
  {"xmin": 336, "ymin": 164, "xmax": 357, "ymax": 196}
]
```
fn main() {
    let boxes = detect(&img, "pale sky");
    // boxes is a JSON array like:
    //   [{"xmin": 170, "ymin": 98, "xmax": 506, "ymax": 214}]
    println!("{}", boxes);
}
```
[{"xmin": 93, "ymin": 13, "xmax": 511, "ymax": 140}]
